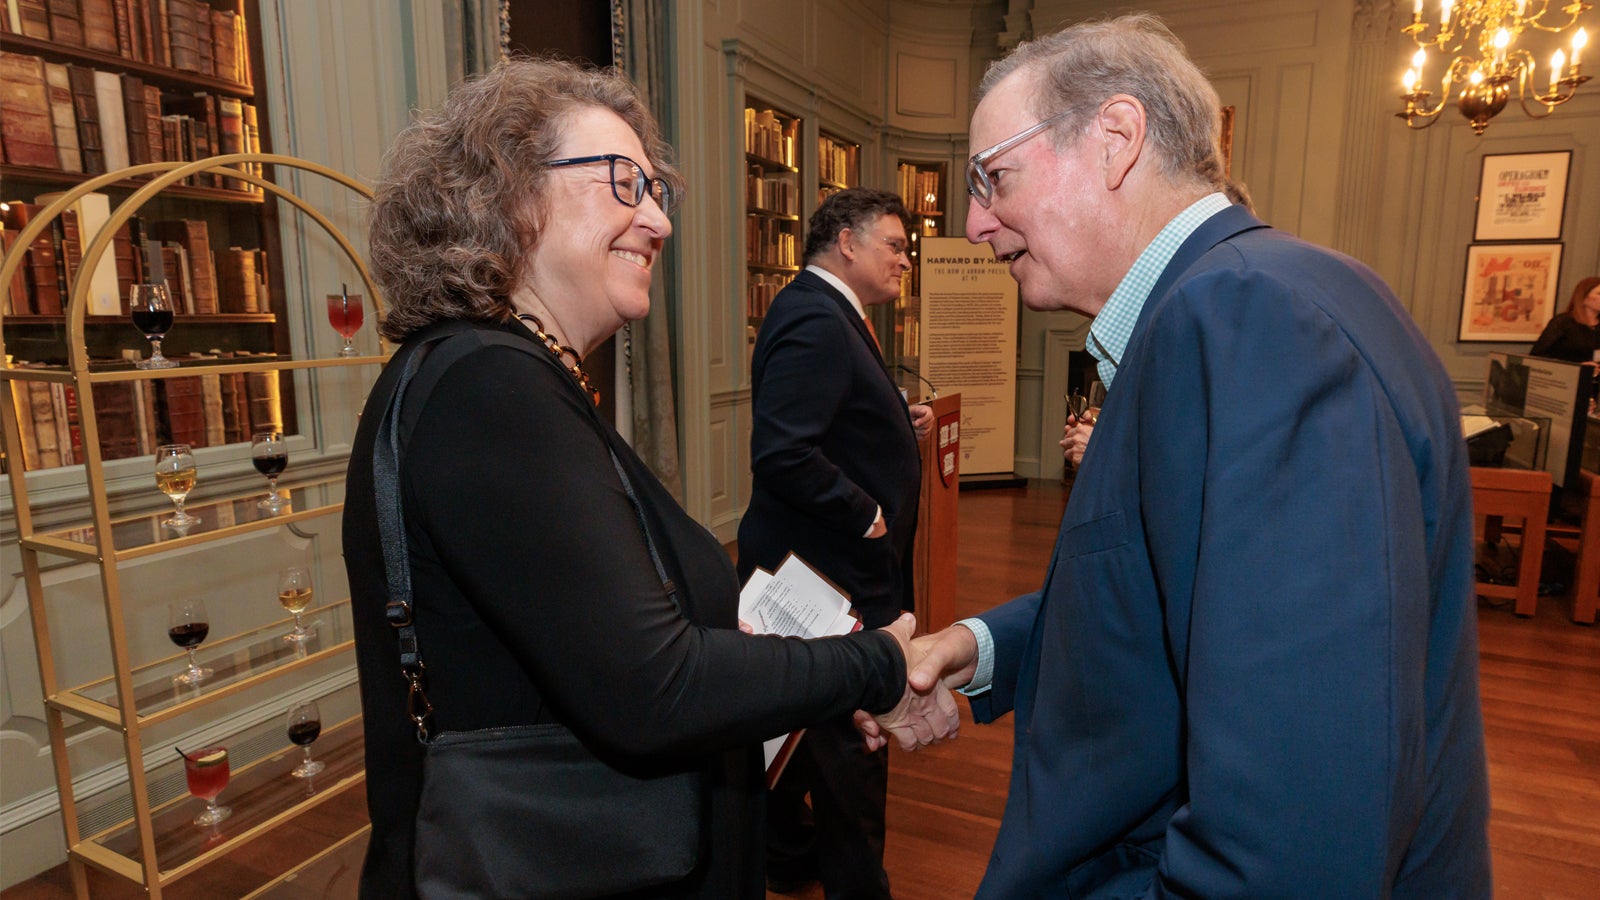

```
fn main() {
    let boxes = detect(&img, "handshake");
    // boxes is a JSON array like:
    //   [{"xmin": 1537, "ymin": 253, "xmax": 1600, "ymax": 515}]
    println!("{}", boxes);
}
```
[{"xmin": 853, "ymin": 613, "xmax": 980, "ymax": 752}]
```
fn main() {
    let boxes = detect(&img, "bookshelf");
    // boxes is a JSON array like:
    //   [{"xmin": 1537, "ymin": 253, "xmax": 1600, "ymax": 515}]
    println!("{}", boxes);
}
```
[
  {"xmin": 1, "ymin": 0, "xmax": 281, "ymax": 472},
  {"xmin": 888, "ymin": 159, "xmax": 947, "ymax": 374},
  {"xmin": 0, "ymin": 154, "xmax": 382, "ymax": 900},
  {"xmin": 742, "ymin": 100, "xmax": 801, "ymax": 350},
  {"xmin": 817, "ymin": 130, "xmax": 858, "ymax": 205}
]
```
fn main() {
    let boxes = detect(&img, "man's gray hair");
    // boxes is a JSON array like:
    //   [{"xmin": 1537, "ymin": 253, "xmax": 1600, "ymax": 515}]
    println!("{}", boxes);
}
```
[{"xmin": 979, "ymin": 14, "xmax": 1226, "ymax": 191}]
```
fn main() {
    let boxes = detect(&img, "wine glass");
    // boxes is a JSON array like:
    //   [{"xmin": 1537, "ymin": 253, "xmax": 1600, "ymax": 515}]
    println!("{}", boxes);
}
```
[
  {"xmin": 130, "ymin": 283, "xmax": 179, "ymax": 370},
  {"xmin": 277, "ymin": 565, "xmax": 315, "ymax": 643},
  {"xmin": 1082, "ymin": 381, "xmax": 1107, "ymax": 426},
  {"xmin": 285, "ymin": 700, "xmax": 326, "ymax": 778},
  {"xmin": 154, "ymin": 444, "xmax": 199, "ymax": 529},
  {"xmin": 326, "ymin": 287, "xmax": 363, "ymax": 357},
  {"xmin": 252, "ymin": 431, "xmax": 288, "ymax": 512},
  {"xmin": 168, "ymin": 597, "xmax": 212, "ymax": 686},
  {"xmin": 183, "ymin": 746, "xmax": 232, "ymax": 827}
]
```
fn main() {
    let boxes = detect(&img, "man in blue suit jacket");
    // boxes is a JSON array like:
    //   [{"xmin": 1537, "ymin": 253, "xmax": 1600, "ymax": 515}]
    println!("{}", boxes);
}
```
[
  {"xmin": 876, "ymin": 14, "xmax": 1492, "ymax": 897},
  {"xmin": 738, "ymin": 187, "xmax": 934, "ymax": 898}
]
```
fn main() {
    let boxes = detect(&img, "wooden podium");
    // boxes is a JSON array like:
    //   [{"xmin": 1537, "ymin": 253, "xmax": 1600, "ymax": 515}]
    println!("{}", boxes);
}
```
[{"xmin": 913, "ymin": 393, "xmax": 960, "ymax": 632}]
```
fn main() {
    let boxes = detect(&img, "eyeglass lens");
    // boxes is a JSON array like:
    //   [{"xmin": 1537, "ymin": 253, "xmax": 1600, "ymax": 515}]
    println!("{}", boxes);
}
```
[{"xmin": 611, "ymin": 157, "xmax": 674, "ymax": 215}]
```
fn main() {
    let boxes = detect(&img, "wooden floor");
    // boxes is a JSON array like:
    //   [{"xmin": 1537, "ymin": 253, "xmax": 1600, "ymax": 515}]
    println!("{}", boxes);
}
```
[{"xmin": 6, "ymin": 482, "xmax": 1596, "ymax": 898}]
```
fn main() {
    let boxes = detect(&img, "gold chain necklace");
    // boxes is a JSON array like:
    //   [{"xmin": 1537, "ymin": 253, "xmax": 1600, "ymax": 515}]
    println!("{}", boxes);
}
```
[{"xmin": 516, "ymin": 313, "xmax": 600, "ymax": 406}]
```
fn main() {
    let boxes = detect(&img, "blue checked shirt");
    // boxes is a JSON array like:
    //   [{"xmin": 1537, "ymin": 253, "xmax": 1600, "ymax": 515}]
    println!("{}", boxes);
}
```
[{"xmin": 953, "ymin": 192, "xmax": 1231, "ymax": 698}]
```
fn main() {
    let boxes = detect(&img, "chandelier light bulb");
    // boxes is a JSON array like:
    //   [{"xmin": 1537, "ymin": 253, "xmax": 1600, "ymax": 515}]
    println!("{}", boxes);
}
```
[
  {"xmin": 1515, "ymin": 0, "xmax": 1526, "ymax": 16},
  {"xmin": 1574, "ymin": 28, "xmax": 1588, "ymax": 67},
  {"xmin": 1404, "ymin": 68, "xmax": 1419, "ymax": 91},
  {"xmin": 1551, "ymin": 49, "xmax": 1565, "ymax": 90},
  {"xmin": 1413, "ymin": 47, "xmax": 1428, "ymax": 69},
  {"xmin": 1441, "ymin": 0, "xmax": 1453, "ymax": 30},
  {"xmin": 1414, "ymin": 0, "xmax": 1424, "ymax": 16},
  {"xmin": 1469, "ymin": 68, "xmax": 1484, "ymax": 85}
]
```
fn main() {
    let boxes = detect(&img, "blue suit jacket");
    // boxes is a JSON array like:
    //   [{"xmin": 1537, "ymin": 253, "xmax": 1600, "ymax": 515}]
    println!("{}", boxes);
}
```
[
  {"xmin": 737, "ymin": 269, "xmax": 921, "ymax": 627},
  {"xmin": 972, "ymin": 206, "xmax": 1491, "ymax": 897}
]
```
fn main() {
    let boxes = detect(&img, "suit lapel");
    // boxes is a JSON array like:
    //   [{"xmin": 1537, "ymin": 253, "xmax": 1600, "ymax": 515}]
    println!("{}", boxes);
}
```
[{"xmin": 795, "ymin": 268, "xmax": 891, "ymax": 371}]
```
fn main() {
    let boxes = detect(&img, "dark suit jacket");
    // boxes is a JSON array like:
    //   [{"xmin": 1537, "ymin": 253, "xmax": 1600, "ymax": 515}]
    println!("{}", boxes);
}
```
[
  {"xmin": 971, "ymin": 206, "xmax": 1491, "ymax": 897},
  {"xmin": 737, "ymin": 268, "xmax": 922, "ymax": 628}
]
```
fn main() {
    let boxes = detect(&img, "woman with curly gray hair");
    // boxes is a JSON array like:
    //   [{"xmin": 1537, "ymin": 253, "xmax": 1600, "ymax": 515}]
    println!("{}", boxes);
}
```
[{"xmin": 343, "ymin": 57, "xmax": 945, "ymax": 899}]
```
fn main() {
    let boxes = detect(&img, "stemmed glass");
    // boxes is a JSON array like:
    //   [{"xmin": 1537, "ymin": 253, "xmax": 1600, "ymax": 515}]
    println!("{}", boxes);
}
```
[
  {"xmin": 130, "ymin": 283, "xmax": 179, "ymax": 370},
  {"xmin": 168, "ymin": 597, "xmax": 213, "ymax": 686},
  {"xmin": 252, "ymin": 431, "xmax": 288, "ymax": 512},
  {"xmin": 285, "ymin": 700, "xmax": 326, "ymax": 778},
  {"xmin": 182, "ymin": 746, "xmax": 232, "ymax": 827},
  {"xmin": 326, "ymin": 287, "xmax": 363, "ymax": 357},
  {"xmin": 277, "ymin": 565, "xmax": 315, "ymax": 643},
  {"xmin": 1083, "ymin": 381, "xmax": 1106, "ymax": 425},
  {"xmin": 154, "ymin": 444, "xmax": 199, "ymax": 529}
]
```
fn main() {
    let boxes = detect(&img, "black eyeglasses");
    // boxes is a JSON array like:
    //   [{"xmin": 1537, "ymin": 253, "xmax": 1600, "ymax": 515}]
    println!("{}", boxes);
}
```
[
  {"xmin": 547, "ymin": 153, "xmax": 677, "ymax": 216},
  {"xmin": 965, "ymin": 110, "xmax": 1071, "ymax": 208}
]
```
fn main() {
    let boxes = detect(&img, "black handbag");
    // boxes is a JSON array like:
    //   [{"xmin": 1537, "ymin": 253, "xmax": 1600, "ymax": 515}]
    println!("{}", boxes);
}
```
[{"xmin": 372, "ymin": 327, "xmax": 704, "ymax": 898}]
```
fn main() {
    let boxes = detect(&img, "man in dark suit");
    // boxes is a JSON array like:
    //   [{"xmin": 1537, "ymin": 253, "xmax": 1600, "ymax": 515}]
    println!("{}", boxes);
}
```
[
  {"xmin": 738, "ymin": 187, "xmax": 932, "ymax": 898},
  {"xmin": 875, "ymin": 14, "xmax": 1492, "ymax": 897}
]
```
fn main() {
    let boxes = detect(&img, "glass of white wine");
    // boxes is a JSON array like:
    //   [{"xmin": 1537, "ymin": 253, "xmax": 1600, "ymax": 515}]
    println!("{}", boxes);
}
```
[
  {"xmin": 278, "ymin": 564, "xmax": 315, "ymax": 643},
  {"xmin": 154, "ymin": 444, "xmax": 199, "ymax": 529}
]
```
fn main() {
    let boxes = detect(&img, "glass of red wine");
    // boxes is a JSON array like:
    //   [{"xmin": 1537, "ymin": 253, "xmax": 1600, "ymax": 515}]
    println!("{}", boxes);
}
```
[
  {"xmin": 130, "ymin": 283, "xmax": 179, "ymax": 370},
  {"xmin": 326, "ymin": 286, "xmax": 363, "ymax": 357},
  {"xmin": 285, "ymin": 700, "xmax": 326, "ymax": 779},
  {"xmin": 182, "ymin": 746, "xmax": 232, "ymax": 827},
  {"xmin": 252, "ymin": 431, "xmax": 288, "ymax": 512},
  {"xmin": 168, "ymin": 597, "xmax": 212, "ymax": 686}
]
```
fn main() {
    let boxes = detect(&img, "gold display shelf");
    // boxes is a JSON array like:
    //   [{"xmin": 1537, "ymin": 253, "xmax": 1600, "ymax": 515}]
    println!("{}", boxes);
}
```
[
  {"xmin": 242, "ymin": 824, "xmax": 371, "ymax": 899},
  {"xmin": 48, "ymin": 599, "xmax": 353, "ymax": 729},
  {"xmin": 22, "ymin": 474, "xmax": 346, "ymax": 563},
  {"xmin": 747, "ymin": 263, "xmax": 801, "ymax": 274},
  {"xmin": 2, "ymin": 313, "xmax": 277, "ymax": 325},
  {"xmin": 74, "ymin": 717, "xmax": 366, "ymax": 887},
  {"xmin": 0, "ymin": 353, "xmax": 385, "ymax": 384},
  {"xmin": 746, "ymin": 206, "xmax": 800, "ymax": 221}
]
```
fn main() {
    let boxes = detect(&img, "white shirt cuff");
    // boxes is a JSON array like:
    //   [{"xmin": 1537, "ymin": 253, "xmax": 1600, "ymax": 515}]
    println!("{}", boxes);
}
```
[{"xmin": 954, "ymin": 617, "xmax": 994, "ymax": 696}]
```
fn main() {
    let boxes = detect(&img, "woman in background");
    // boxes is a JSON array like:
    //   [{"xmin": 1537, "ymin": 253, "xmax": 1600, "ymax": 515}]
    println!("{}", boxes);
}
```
[{"xmin": 1531, "ymin": 275, "xmax": 1600, "ymax": 364}]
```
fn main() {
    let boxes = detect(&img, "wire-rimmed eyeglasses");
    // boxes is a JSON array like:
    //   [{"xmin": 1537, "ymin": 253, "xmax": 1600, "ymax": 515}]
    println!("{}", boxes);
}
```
[
  {"xmin": 547, "ymin": 153, "xmax": 677, "ymax": 216},
  {"xmin": 964, "ymin": 110, "xmax": 1071, "ymax": 208}
]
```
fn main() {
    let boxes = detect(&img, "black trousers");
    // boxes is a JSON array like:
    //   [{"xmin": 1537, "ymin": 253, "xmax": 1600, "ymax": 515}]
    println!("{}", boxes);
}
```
[{"xmin": 766, "ymin": 711, "xmax": 891, "ymax": 899}]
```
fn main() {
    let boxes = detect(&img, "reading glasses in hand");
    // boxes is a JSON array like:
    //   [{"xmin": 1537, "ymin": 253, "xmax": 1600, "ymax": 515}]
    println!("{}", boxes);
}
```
[
  {"xmin": 965, "ymin": 109, "xmax": 1072, "ymax": 208},
  {"xmin": 547, "ymin": 153, "xmax": 677, "ymax": 216}
]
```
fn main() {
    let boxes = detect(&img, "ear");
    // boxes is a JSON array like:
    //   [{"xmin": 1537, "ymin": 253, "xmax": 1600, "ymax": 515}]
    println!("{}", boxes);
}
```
[
  {"xmin": 1094, "ymin": 95, "xmax": 1145, "ymax": 191},
  {"xmin": 837, "ymin": 227, "xmax": 859, "ymax": 262}
]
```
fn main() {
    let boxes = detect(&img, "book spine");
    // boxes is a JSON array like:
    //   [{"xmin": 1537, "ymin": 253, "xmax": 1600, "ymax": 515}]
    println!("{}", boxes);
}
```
[
  {"xmin": 43, "ymin": 61, "xmax": 82, "ymax": 173},
  {"xmin": 143, "ymin": 83, "xmax": 161, "ymax": 162},
  {"xmin": 0, "ymin": 52, "xmax": 62, "ymax": 170},
  {"xmin": 65, "ymin": 63, "xmax": 103, "ymax": 175},
  {"xmin": 121, "ymin": 73, "xmax": 147, "ymax": 165},
  {"xmin": 244, "ymin": 370, "xmax": 282, "ymax": 436},
  {"xmin": 158, "ymin": 375, "xmax": 205, "ymax": 448},
  {"xmin": 18, "ymin": 0, "xmax": 50, "ymax": 39},
  {"xmin": 78, "ymin": 0, "xmax": 116, "ymax": 52},
  {"xmin": 91, "ymin": 68, "xmax": 128, "ymax": 171},
  {"xmin": 199, "ymin": 372, "xmax": 224, "ymax": 445},
  {"xmin": 27, "ymin": 379, "xmax": 60, "ymax": 468},
  {"xmin": 46, "ymin": 0, "xmax": 83, "ymax": 46}
]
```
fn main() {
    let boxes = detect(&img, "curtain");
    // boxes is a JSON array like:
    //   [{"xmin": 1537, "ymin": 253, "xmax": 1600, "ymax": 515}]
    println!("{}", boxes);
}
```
[{"xmin": 614, "ymin": 0, "xmax": 684, "ymax": 502}]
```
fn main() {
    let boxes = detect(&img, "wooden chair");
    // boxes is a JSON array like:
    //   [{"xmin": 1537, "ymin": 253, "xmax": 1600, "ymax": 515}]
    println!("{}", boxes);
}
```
[
  {"xmin": 1551, "ymin": 469, "xmax": 1599, "ymax": 625},
  {"xmin": 1469, "ymin": 467, "xmax": 1552, "ymax": 617}
]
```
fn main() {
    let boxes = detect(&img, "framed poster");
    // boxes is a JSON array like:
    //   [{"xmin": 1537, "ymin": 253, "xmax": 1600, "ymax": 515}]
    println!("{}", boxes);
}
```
[
  {"xmin": 1474, "ymin": 151, "xmax": 1570, "ymax": 241},
  {"xmin": 1459, "ymin": 243, "xmax": 1563, "ymax": 342}
]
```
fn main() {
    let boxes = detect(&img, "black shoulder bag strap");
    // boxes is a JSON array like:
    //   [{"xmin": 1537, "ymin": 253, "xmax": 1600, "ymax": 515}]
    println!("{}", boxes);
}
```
[{"xmin": 372, "ymin": 327, "xmax": 679, "ymax": 740}]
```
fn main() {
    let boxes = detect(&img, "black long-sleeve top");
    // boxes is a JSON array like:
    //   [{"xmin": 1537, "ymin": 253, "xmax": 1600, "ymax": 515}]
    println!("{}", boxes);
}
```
[
  {"xmin": 1530, "ymin": 312, "xmax": 1600, "ymax": 363},
  {"xmin": 343, "ymin": 320, "xmax": 906, "ymax": 899}
]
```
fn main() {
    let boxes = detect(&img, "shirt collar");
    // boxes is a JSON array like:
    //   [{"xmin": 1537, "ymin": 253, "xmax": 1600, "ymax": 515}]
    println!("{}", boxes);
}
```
[
  {"xmin": 1086, "ymin": 192, "xmax": 1232, "ymax": 389},
  {"xmin": 806, "ymin": 264, "xmax": 866, "ymax": 318}
]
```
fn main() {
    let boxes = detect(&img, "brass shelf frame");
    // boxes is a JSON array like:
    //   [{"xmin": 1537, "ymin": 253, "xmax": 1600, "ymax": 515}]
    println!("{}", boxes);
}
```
[{"xmin": 0, "ymin": 153, "xmax": 385, "ymax": 899}]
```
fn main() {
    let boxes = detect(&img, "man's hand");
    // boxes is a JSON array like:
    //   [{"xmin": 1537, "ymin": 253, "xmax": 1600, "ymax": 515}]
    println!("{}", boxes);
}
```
[
  {"xmin": 853, "ymin": 618, "xmax": 977, "ymax": 751},
  {"xmin": 909, "ymin": 403, "xmax": 934, "ymax": 442},
  {"xmin": 853, "ymin": 613, "xmax": 962, "ymax": 752},
  {"xmin": 1060, "ymin": 415, "xmax": 1095, "ymax": 468},
  {"xmin": 866, "ymin": 509, "xmax": 888, "ymax": 538}
]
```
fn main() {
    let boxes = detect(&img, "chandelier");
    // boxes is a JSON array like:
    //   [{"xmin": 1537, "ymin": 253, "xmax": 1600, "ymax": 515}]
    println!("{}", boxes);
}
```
[{"xmin": 1398, "ymin": 1, "xmax": 1592, "ymax": 134}]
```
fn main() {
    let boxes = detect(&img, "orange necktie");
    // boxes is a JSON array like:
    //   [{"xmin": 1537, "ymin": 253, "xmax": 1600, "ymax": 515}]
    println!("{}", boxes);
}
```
[{"xmin": 864, "ymin": 316, "xmax": 882, "ymax": 354}]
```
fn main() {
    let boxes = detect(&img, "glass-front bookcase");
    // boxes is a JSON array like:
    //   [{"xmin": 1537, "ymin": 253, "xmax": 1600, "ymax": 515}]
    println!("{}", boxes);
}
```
[{"xmin": 742, "ymin": 100, "xmax": 801, "ymax": 353}]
